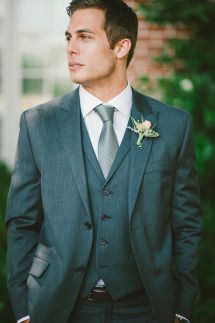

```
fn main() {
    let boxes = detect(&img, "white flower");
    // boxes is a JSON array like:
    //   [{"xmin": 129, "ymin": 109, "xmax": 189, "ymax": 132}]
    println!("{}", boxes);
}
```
[
  {"xmin": 180, "ymin": 79, "xmax": 194, "ymax": 92},
  {"xmin": 128, "ymin": 117, "xmax": 159, "ymax": 149},
  {"xmin": 136, "ymin": 120, "xmax": 151, "ymax": 132}
]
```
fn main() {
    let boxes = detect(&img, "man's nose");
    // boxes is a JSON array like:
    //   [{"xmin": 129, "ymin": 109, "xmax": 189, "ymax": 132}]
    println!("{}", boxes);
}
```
[{"xmin": 67, "ymin": 39, "xmax": 79, "ymax": 55}]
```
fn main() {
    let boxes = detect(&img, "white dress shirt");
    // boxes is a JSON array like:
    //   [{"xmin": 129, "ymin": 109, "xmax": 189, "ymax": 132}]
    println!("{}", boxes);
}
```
[{"xmin": 79, "ymin": 82, "xmax": 132, "ymax": 158}]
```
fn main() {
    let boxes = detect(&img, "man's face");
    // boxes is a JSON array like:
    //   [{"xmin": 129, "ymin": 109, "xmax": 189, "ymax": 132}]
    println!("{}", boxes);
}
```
[{"xmin": 66, "ymin": 8, "xmax": 118, "ymax": 88}]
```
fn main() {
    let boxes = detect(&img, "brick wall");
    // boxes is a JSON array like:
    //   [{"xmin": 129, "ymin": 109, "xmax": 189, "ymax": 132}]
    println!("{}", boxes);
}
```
[{"xmin": 126, "ymin": 0, "xmax": 188, "ymax": 86}]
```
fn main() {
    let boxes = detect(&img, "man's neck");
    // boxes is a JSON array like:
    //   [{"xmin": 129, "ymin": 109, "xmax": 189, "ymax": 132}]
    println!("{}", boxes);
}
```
[{"xmin": 81, "ymin": 79, "xmax": 129, "ymax": 102}]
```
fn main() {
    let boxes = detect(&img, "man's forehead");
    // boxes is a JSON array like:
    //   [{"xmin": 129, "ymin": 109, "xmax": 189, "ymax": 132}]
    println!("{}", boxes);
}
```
[{"xmin": 68, "ymin": 8, "xmax": 105, "ymax": 30}]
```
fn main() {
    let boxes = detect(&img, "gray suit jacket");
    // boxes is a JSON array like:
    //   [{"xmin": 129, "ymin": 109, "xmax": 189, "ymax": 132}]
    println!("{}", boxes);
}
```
[{"xmin": 6, "ymin": 88, "xmax": 202, "ymax": 323}]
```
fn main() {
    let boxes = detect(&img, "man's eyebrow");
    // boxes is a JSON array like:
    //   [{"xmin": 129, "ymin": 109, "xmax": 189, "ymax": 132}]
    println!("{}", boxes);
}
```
[{"xmin": 65, "ymin": 29, "xmax": 95, "ymax": 36}]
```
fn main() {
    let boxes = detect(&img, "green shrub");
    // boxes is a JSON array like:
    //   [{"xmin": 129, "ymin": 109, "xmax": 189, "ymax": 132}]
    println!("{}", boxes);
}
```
[{"xmin": 0, "ymin": 162, "xmax": 13, "ymax": 322}]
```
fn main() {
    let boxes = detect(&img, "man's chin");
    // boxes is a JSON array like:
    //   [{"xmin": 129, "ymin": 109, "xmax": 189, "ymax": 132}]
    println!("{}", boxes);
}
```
[
  {"xmin": 69, "ymin": 74, "xmax": 78, "ymax": 83},
  {"xmin": 69, "ymin": 73, "xmax": 97, "ymax": 87},
  {"xmin": 69, "ymin": 70, "xmax": 86, "ymax": 83}
]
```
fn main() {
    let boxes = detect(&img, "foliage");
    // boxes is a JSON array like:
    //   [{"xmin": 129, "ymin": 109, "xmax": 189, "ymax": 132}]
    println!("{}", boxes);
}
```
[
  {"xmin": 0, "ymin": 162, "xmax": 13, "ymax": 323},
  {"xmin": 138, "ymin": 0, "xmax": 215, "ymax": 322}
]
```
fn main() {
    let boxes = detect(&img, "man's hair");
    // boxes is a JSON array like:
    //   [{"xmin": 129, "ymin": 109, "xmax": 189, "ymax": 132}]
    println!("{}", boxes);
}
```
[{"xmin": 66, "ymin": 0, "xmax": 138, "ymax": 66}]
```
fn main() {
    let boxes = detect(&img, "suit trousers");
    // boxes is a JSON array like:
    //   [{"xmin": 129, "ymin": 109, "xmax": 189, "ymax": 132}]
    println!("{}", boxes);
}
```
[{"xmin": 68, "ymin": 291, "xmax": 152, "ymax": 323}]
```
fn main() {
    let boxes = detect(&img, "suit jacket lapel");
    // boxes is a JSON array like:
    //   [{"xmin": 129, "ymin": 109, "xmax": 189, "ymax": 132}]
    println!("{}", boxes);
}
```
[
  {"xmin": 128, "ymin": 89, "xmax": 159, "ymax": 220},
  {"xmin": 55, "ymin": 88, "xmax": 91, "ymax": 218}
]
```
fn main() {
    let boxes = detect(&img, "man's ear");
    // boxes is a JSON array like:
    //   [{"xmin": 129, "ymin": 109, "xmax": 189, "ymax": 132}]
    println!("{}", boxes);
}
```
[{"xmin": 114, "ymin": 39, "xmax": 131, "ymax": 60}]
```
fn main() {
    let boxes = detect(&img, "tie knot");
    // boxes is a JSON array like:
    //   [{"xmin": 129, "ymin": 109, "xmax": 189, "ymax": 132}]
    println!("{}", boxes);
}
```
[{"xmin": 94, "ymin": 104, "xmax": 114, "ymax": 123}]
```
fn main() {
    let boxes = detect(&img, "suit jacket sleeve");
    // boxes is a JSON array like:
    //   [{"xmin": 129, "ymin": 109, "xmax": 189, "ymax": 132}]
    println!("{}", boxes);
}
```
[
  {"xmin": 5, "ymin": 112, "xmax": 43, "ymax": 321},
  {"xmin": 171, "ymin": 112, "xmax": 202, "ymax": 318}
]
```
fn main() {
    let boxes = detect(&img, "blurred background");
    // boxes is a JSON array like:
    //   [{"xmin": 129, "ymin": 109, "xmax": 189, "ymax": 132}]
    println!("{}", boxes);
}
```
[{"xmin": 0, "ymin": 0, "xmax": 214, "ymax": 322}]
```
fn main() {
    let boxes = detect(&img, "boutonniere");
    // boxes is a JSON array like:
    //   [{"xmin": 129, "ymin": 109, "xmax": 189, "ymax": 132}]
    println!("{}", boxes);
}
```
[{"xmin": 127, "ymin": 116, "xmax": 159, "ymax": 149}]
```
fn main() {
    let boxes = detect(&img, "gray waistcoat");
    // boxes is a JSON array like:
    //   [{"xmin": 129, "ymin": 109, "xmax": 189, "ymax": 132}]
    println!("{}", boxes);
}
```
[{"xmin": 80, "ymin": 117, "xmax": 143, "ymax": 300}]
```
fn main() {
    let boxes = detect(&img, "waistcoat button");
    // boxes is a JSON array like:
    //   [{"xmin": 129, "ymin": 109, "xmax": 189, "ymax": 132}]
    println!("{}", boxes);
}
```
[
  {"xmin": 72, "ymin": 266, "xmax": 85, "ymax": 273},
  {"xmin": 101, "ymin": 214, "xmax": 112, "ymax": 221},
  {"xmin": 77, "ymin": 266, "xmax": 85, "ymax": 273},
  {"xmin": 99, "ymin": 239, "xmax": 108, "ymax": 245},
  {"xmin": 100, "ymin": 264, "xmax": 107, "ymax": 268}
]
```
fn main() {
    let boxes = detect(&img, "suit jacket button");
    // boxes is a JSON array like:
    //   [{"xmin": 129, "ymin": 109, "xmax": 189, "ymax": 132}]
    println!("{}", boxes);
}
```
[
  {"xmin": 102, "ymin": 189, "xmax": 110, "ymax": 196},
  {"xmin": 84, "ymin": 221, "xmax": 92, "ymax": 229}
]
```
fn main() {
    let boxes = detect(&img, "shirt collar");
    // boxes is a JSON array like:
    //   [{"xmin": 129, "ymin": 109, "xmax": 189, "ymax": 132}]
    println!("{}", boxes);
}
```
[{"xmin": 79, "ymin": 82, "xmax": 132, "ymax": 118}]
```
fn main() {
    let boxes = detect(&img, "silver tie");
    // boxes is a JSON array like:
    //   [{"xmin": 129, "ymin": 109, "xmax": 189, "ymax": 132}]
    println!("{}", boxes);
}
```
[{"xmin": 94, "ymin": 104, "xmax": 119, "ymax": 178}]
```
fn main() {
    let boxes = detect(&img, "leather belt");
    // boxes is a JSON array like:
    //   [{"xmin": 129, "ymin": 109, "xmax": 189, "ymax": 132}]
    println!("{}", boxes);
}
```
[
  {"xmin": 87, "ymin": 287, "xmax": 113, "ymax": 302},
  {"xmin": 85, "ymin": 287, "xmax": 145, "ymax": 303}
]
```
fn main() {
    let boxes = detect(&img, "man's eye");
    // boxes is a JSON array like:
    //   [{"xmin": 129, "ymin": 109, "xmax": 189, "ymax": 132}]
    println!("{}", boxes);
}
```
[
  {"xmin": 65, "ymin": 37, "xmax": 70, "ymax": 42},
  {"xmin": 80, "ymin": 35, "xmax": 91, "ymax": 40}
]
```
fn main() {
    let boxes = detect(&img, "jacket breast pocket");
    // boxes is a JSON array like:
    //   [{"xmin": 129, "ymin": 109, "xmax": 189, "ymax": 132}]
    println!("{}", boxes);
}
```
[
  {"xmin": 143, "ymin": 159, "xmax": 175, "ymax": 195},
  {"xmin": 144, "ymin": 159, "xmax": 174, "ymax": 174}
]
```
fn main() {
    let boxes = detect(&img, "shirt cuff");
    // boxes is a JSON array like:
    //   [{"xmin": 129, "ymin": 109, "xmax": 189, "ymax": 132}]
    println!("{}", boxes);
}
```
[
  {"xmin": 17, "ymin": 315, "xmax": 30, "ymax": 323},
  {"xmin": 176, "ymin": 313, "xmax": 190, "ymax": 322}
]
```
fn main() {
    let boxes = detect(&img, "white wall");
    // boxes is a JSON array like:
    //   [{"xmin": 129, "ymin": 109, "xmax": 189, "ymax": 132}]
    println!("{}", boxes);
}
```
[{"xmin": 0, "ymin": 0, "xmax": 73, "ymax": 167}]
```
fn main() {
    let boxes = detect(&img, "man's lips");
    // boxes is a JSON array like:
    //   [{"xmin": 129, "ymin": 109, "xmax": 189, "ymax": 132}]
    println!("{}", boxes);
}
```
[{"xmin": 68, "ymin": 63, "xmax": 84, "ymax": 72}]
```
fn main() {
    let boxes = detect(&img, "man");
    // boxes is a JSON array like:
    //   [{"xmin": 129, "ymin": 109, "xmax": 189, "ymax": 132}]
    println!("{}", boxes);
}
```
[{"xmin": 6, "ymin": 1, "xmax": 202, "ymax": 322}]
